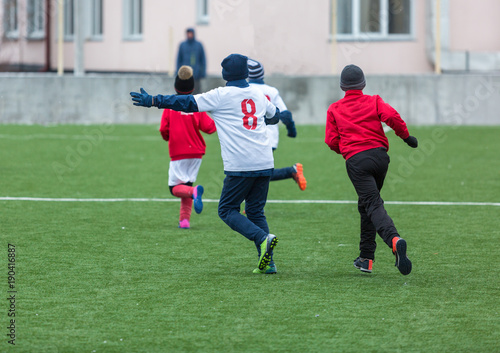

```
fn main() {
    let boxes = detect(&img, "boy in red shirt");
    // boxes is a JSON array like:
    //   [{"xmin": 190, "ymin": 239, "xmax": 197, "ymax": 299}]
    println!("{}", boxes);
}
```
[
  {"xmin": 160, "ymin": 66, "xmax": 216, "ymax": 229},
  {"xmin": 325, "ymin": 64, "xmax": 418, "ymax": 275}
]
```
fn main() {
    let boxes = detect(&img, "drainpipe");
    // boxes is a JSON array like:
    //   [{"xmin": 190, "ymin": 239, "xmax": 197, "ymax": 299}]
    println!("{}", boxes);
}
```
[
  {"xmin": 43, "ymin": 0, "xmax": 51, "ymax": 72},
  {"xmin": 434, "ymin": 0, "xmax": 441, "ymax": 74},
  {"xmin": 57, "ymin": 0, "xmax": 64, "ymax": 76},
  {"xmin": 330, "ymin": 0, "xmax": 337, "ymax": 74}
]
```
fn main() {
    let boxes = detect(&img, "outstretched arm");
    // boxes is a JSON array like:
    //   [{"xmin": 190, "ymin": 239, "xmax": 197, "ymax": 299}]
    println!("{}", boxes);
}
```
[{"xmin": 130, "ymin": 88, "xmax": 199, "ymax": 112}]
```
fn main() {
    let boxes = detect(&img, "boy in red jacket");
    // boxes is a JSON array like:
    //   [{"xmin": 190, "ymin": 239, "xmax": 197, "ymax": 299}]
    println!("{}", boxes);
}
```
[
  {"xmin": 160, "ymin": 66, "xmax": 216, "ymax": 229},
  {"xmin": 325, "ymin": 64, "xmax": 418, "ymax": 275}
]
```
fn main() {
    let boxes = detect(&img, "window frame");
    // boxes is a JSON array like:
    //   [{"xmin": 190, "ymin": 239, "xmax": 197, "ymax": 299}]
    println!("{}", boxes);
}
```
[
  {"xmin": 3, "ymin": 0, "xmax": 19, "ymax": 39},
  {"xmin": 27, "ymin": 0, "xmax": 46, "ymax": 40},
  {"xmin": 334, "ymin": 0, "xmax": 415, "ymax": 42},
  {"xmin": 123, "ymin": 0, "xmax": 143, "ymax": 41}
]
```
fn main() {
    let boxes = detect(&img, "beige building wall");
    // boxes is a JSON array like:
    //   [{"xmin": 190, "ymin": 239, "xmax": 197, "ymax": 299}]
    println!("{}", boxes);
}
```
[
  {"xmin": 200, "ymin": 0, "xmax": 333, "ymax": 76},
  {"xmin": 76, "ymin": 0, "xmax": 332, "ymax": 76},
  {"xmin": 336, "ymin": 0, "xmax": 433, "ymax": 74},
  {"xmin": 449, "ymin": 0, "xmax": 500, "ymax": 52},
  {"xmin": 0, "ymin": 2, "xmax": 46, "ymax": 67},
  {"xmin": 1, "ymin": 0, "xmax": 499, "ymax": 75}
]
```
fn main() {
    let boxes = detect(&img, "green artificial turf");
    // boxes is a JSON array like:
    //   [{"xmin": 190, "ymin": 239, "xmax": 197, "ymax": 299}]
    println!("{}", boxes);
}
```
[{"xmin": 1, "ymin": 124, "xmax": 499, "ymax": 352}]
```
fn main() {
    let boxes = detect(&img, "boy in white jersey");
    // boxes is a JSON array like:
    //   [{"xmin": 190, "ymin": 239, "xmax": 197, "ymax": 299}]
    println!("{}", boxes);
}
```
[
  {"xmin": 131, "ymin": 54, "xmax": 279, "ymax": 274},
  {"xmin": 247, "ymin": 59, "xmax": 307, "ymax": 191}
]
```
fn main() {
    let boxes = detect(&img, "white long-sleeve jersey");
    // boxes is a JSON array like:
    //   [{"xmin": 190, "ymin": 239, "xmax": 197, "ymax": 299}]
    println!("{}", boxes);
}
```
[
  {"xmin": 249, "ymin": 82, "xmax": 288, "ymax": 149},
  {"xmin": 194, "ymin": 85, "xmax": 277, "ymax": 173}
]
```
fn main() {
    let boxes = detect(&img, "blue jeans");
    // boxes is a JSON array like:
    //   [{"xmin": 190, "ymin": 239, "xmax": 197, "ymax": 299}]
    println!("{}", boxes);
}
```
[
  {"xmin": 218, "ymin": 175, "xmax": 271, "ymax": 248},
  {"xmin": 270, "ymin": 166, "xmax": 295, "ymax": 181}
]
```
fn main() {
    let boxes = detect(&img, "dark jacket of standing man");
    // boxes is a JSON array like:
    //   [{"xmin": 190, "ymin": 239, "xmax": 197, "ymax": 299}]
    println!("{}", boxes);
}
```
[{"xmin": 176, "ymin": 28, "xmax": 206, "ymax": 81}]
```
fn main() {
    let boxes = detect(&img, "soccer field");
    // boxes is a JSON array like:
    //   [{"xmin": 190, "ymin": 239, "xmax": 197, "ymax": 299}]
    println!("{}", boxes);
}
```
[{"xmin": 1, "ymin": 124, "xmax": 499, "ymax": 352}]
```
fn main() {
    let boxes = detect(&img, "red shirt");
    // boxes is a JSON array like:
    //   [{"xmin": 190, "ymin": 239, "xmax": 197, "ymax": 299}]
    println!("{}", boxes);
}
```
[
  {"xmin": 325, "ymin": 90, "xmax": 410, "ymax": 160},
  {"xmin": 159, "ymin": 109, "xmax": 216, "ymax": 161}
]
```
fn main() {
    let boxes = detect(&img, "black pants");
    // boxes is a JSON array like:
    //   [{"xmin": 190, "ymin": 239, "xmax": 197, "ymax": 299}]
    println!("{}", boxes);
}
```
[{"xmin": 346, "ymin": 148, "xmax": 399, "ymax": 260}]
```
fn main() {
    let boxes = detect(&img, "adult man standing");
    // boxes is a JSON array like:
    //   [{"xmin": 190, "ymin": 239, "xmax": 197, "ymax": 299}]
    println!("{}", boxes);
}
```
[{"xmin": 176, "ymin": 28, "xmax": 206, "ymax": 94}]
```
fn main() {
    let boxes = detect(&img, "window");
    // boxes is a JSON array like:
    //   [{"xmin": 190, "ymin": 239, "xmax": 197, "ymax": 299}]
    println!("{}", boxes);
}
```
[
  {"xmin": 337, "ymin": 0, "xmax": 352, "ymax": 34},
  {"xmin": 64, "ymin": 0, "xmax": 74, "ymax": 39},
  {"xmin": 27, "ymin": 0, "xmax": 45, "ymax": 39},
  {"xmin": 197, "ymin": 0, "xmax": 209, "ymax": 25},
  {"xmin": 3, "ymin": 0, "xmax": 19, "ymax": 39},
  {"xmin": 123, "ymin": 0, "xmax": 142, "ymax": 40},
  {"xmin": 359, "ymin": 0, "xmax": 380, "ymax": 33},
  {"xmin": 90, "ymin": 0, "xmax": 103, "ymax": 39},
  {"xmin": 335, "ymin": 0, "xmax": 413, "ymax": 40},
  {"xmin": 388, "ymin": 0, "xmax": 410, "ymax": 34}
]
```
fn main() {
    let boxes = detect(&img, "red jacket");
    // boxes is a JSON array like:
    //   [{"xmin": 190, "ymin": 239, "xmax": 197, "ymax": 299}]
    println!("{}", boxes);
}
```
[
  {"xmin": 325, "ymin": 90, "xmax": 410, "ymax": 160},
  {"xmin": 159, "ymin": 109, "xmax": 216, "ymax": 161}
]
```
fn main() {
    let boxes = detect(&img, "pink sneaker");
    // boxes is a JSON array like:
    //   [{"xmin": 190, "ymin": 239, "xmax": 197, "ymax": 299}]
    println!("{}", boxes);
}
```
[{"xmin": 178, "ymin": 219, "xmax": 190, "ymax": 229}]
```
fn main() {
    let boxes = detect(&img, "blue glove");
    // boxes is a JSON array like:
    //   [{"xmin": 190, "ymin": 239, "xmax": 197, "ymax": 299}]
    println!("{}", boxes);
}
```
[
  {"xmin": 279, "ymin": 110, "xmax": 297, "ymax": 138},
  {"xmin": 286, "ymin": 120, "xmax": 297, "ymax": 138},
  {"xmin": 130, "ymin": 88, "xmax": 154, "ymax": 107}
]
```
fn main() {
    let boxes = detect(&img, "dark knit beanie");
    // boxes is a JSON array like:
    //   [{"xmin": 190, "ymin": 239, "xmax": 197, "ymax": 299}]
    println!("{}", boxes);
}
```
[
  {"xmin": 247, "ymin": 59, "xmax": 265, "ymax": 80},
  {"xmin": 221, "ymin": 54, "xmax": 248, "ymax": 81},
  {"xmin": 340, "ymin": 64, "xmax": 366, "ymax": 91},
  {"xmin": 175, "ymin": 65, "xmax": 195, "ymax": 95}
]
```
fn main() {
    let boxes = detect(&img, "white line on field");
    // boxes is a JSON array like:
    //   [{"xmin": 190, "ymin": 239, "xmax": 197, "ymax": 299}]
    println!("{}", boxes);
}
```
[
  {"xmin": 0, "ymin": 134, "xmax": 159, "ymax": 141},
  {"xmin": 0, "ymin": 134, "xmax": 323, "ymax": 143},
  {"xmin": 0, "ymin": 197, "xmax": 499, "ymax": 206}
]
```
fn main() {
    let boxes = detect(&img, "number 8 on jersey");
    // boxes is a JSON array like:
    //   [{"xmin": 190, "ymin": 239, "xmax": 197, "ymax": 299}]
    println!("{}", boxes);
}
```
[{"xmin": 241, "ymin": 99, "xmax": 258, "ymax": 130}]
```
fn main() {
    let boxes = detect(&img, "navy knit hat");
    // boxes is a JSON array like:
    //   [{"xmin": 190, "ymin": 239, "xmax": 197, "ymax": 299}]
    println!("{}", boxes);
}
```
[
  {"xmin": 175, "ymin": 65, "xmax": 195, "ymax": 95},
  {"xmin": 221, "ymin": 54, "xmax": 248, "ymax": 81},
  {"xmin": 247, "ymin": 59, "xmax": 265, "ymax": 80},
  {"xmin": 340, "ymin": 64, "xmax": 366, "ymax": 91}
]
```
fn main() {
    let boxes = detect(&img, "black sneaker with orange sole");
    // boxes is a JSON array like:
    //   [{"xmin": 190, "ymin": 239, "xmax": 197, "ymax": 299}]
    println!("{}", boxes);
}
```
[
  {"xmin": 353, "ymin": 257, "xmax": 373, "ymax": 273},
  {"xmin": 392, "ymin": 237, "xmax": 412, "ymax": 275}
]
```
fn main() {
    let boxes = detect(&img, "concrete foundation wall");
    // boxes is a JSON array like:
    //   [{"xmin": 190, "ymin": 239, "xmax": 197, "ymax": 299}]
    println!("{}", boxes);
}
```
[{"xmin": 0, "ymin": 73, "xmax": 499, "ymax": 125}]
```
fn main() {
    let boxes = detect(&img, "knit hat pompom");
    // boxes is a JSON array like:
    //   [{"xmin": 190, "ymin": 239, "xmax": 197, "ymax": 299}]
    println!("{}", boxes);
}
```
[
  {"xmin": 175, "ymin": 65, "xmax": 195, "ymax": 95},
  {"xmin": 340, "ymin": 64, "xmax": 366, "ymax": 91},
  {"xmin": 178, "ymin": 65, "xmax": 193, "ymax": 80},
  {"xmin": 248, "ymin": 59, "xmax": 265, "ymax": 81},
  {"xmin": 221, "ymin": 54, "xmax": 248, "ymax": 82}
]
